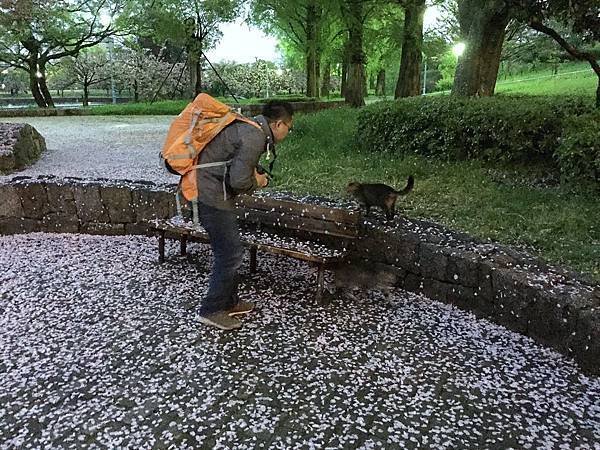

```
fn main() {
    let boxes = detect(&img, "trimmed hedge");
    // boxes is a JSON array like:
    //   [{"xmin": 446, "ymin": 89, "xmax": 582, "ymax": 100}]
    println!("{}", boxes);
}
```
[
  {"xmin": 357, "ymin": 95, "xmax": 598, "ymax": 181},
  {"xmin": 555, "ymin": 112, "xmax": 600, "ymax": 181}
]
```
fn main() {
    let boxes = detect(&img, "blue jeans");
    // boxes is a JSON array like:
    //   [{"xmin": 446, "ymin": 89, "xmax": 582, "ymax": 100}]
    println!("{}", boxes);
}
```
[{"xmin": 197, "ymin": 202, "xmax": 243, "ymax": 314}]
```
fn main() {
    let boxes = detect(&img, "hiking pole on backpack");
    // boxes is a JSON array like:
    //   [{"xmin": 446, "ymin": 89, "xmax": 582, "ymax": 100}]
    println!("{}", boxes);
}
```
[{"xmin": 201, "ymin": 50, "xmax": 240, "ymax": 106}]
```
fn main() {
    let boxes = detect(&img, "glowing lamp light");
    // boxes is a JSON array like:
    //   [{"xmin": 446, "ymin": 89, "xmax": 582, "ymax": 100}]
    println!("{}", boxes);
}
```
[{"xmin": 453, "ymin": 42, "xmax": 466, "ymax": 57}]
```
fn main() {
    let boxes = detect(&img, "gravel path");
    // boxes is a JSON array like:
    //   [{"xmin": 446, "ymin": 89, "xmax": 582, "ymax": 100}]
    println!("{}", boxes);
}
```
[
  {"xmin": 1, "ymin": 233, "xmax": 599, "ymax": 449},
  {"xmin": 0, "ymin": 116, "xmax": 174, "ymax": 183}
]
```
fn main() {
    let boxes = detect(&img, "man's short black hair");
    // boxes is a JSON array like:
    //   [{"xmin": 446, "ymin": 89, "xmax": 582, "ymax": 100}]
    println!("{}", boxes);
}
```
[{"xmin": 262, "ymin": 100, "xmax": 294, "ymax": 123}]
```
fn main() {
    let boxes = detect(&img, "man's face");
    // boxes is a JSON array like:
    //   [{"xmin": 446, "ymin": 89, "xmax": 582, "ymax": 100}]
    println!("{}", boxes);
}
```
[{"xmin": 270, "ymin": 118, "xmax": 293, "ymax": 143}]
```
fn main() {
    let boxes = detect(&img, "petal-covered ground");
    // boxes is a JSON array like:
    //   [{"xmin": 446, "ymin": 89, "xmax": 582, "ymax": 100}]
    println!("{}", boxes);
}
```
[
  {"xmin": 0, "ymin": 116, "xmax": 172, "ymax": 183},
  {"xmin": 1, "ymin": 233, "xmax": 598, "ymax": 449}
]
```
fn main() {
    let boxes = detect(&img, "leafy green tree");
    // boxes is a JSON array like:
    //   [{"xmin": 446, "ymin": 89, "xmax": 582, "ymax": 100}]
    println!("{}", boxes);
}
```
[
  {"xmin": 510, "ymin": 0, "xmax": 600, "ymax": 107},
  {"xmin": 62, "ymin": 48, "xmax": 112, "ymax": 106},
  {"xmin": 249, "ymin": 0, "xmax": 334, "ymax": 97},
  {"xmin": 0, "ymin": 68, "xmax": 28, "ymax": 96},
  {"xmin": 203, "ymin": 60, "xmax": 300, "ymax": 99},
  {"xmin": 47, "ymin": 63, "xmax": 76, "ymax": 97},
  {"xmin": 395, "ymin": 0, "xmax": 425, "ymax": 98},
  {"xmin": 363, "ymin": 3, "xmax": 404, "ymax": 97},
  {"xmin": 112, "ymin": 43, "xmax": 188, "ymax": 101},
  {"xmin": 0, "ymin": 0, "xmax": 124, "ymax": 107},
  {"xmin": 338, "ymin": 0, "xmax": 368, "ymax": 106},
  {"xmin": 435, "ymin": 51, "xmax": 458, "ymax": 90},
  {"xmin": 451, "ymin": 0, "xmax": 511, "ymax": 97},
  {"xmin": 124, "ymin": 0, "xmax": 242, "ymax": 97}
]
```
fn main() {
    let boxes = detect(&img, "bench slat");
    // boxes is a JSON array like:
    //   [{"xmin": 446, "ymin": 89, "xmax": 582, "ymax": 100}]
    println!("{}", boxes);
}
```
[
  {"xmin": 152, "ymin": 219, "xmax": 347, "ymax": 263},
  {"xmin": 236, "ymin": 195, "xmax": 360, "ymax": 225},
  {"xmin": 238, "ymin": 209, "xmax": 360, "ymax": 239}
]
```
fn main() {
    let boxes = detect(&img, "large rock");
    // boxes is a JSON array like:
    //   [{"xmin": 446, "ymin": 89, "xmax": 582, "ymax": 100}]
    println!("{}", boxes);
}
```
[{"xmin": 0, "ymin": 123, "xmax": 46, "ymax": 173}]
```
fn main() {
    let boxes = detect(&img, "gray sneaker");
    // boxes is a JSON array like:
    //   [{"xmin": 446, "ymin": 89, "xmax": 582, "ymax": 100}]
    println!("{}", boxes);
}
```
[
  {"xmin": 198, "ymin": 311, "xmax": 242, "ymax": 331},
  {"xmin": 228, "ymin": 301, "xmax": 255, "ymax": 316}
]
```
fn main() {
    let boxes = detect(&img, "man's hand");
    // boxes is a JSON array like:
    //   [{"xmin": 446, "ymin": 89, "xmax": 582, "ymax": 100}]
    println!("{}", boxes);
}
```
[{"xmin": 254, "ymin": 170, "xmax": 269, "ymax": 188}]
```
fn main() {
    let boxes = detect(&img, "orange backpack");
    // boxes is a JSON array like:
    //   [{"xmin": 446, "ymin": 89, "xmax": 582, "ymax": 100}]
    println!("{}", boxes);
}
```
[{"xmin": 160, "ymin": 93, "xmax": 262, "ymax": 221}]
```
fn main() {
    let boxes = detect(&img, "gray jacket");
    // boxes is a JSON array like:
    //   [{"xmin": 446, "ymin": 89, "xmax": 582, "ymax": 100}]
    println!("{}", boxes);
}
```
[{"xmin": 196, "ymin": 115, "xmax": 274, "ymax": 210}]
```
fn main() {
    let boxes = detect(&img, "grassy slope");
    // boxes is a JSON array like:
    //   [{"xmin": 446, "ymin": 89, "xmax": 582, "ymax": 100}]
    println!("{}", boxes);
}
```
[
  {"xmin": 273, "ymin": 107, "xmax": 599, "ymax": 282},
  {"xmin": 495, "ymin": 62, "xmax": 597, "ymax": 96}
]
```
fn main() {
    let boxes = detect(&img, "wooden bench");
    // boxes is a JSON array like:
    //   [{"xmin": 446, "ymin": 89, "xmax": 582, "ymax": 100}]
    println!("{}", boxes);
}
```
[{"xmin": 150, "ymin": 194, "xmax": 363, "ymax": 302}]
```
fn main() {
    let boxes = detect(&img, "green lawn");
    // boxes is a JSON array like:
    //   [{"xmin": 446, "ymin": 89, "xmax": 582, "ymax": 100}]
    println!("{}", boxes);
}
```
[
  {"xmin": 271, "ymin": 107, "xmax": 599, "ymax": 282},
  {"xmin": 496, "ymin": 63, "xmax": 596, "ymax": 96}
]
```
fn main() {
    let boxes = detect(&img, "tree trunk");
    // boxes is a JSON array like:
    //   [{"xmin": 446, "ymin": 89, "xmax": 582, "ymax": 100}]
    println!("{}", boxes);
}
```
[
  {"xmin": 134, "ymin": 79, "xmax": 139, "ymax": 103},
  {"xmin": 305, "ymin": 1, "xmax": 321, "ymax": 98},
  {"xmin": 316, "ymin": 55, "xmax": 321, "ymax": 98},
  {"xmin": 83, "ymin": 83, "xmax": 89, "ymax": 107},
  {"xmin": 341, "ymin": 43, "xmax": 349, "ymax": 98},
  {"xmin": 188, "ymin": 52, "xmax": 199, "ymax": 99},
  {"xmin": 376, "ymin": 70, "xmax": 386, "ymax": 96},
  {"xmin": 321, "ymin": 61, "xmax": 331, "ymax": 97},
  {"xmin": 451, "ymin": 0, "xmax": 510, "ymax": 97},
  {"xmin": 395, "ymin": 0, "xmax": 425, "ymax": 99},
  {"xmin": 27, "ymin": 53, "xmax": 47, "ymax": 108},
  {"xmin": 37, "ymin": 64, "xmax": 54, "ymax": 108},
  {"xmin": 29, "ymin": 70, "xmax": 46, "ymax": 107},
  {"xmin": 344, "ymin": 0, "xmax": 366, "ymax": 107}
]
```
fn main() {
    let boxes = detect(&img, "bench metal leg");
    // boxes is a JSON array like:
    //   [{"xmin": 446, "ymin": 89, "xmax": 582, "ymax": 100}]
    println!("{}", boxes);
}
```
[
  {"xmin": 180, "ymin": 236, "xmax": 187, "ymax": 257},
  {"xmin": 250, "ymin": 246, "xmax": 257, "ymax": 273},
  {"xmin": 158, "ymin": 230, "xmax": 165, "ymax": 263},
  {"xmin": 315, "ymin": 264, "xmax": 326, "ymax": 304}
]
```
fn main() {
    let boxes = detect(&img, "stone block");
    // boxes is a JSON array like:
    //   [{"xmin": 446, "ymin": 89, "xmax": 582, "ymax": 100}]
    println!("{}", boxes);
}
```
[
  {"xmin": 526, "ymin": 291, "xmax": 570, "ymax": 348},
  {"xmin": 0, "ymin": 123, "xmax": 46, "ymax": 172},
  {"xmin": 0, "ymin": 185, "xmax": 24, "ymax": 217},
  {"xmin": 404, "ymin": 273, "xmax": 423, "ymax": 294},
  {"xmin": 19, "ymin": 182, "xmax": 50, "ymax": 219},
  {"xmin": 72, "ymin": 185, "xmax": 109, "ymax": 223},
  {"xmin": 389, "ymin": 234, "xmax": 420, "ymax": 272},
  {"xmin": 419, "ymin": 242, "xmax": 447, "ymax": 281},
  {"xmin": 46, "ymin": 183, "xmax": 77, "ymax": 216},
  {"xmin": 81, "ymin": 222, "xmax": 125, "ymax": 236},
  {"xmin": 567, "ymin": 306, "xmax": 600, "ymax": 374},
  {"xmin": 0, "ymin": 152, "xmax": 15, "ymax": 173},
  {"xmin": 100, "ymin": 185, "xmax": 134, "ymax": 223},
  {"xmin": 42, "ymin": 213, "xmax": 80, "ymax": 233},
  {"xmin": 0, "ymin": 217, "xmax": 42, "ymax": 234},
  {"xmin": 132, "ymin": 189, "xmax": 173, "ymax": 222},
  {"xmin": 446, "ymin": 251, "xmax": 479, "ymax": 287},
  {"xmin": 477, "ymin": 263, "xmax": 494, "ymax": 303},
  {"xmin": 422, "ymin": 279, "xmax": 449, "ymax": 302},
  {"xmin": 447, "ymin": 284, "xmax": 476, "ymax": 309}
]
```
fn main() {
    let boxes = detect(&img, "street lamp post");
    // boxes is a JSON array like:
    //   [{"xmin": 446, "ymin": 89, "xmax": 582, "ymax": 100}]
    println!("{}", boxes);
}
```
[
  {"xmin": 100, "ymin": 13, "xmax": 117, "ymax": 104},
  {"xmin": 422, "ymin": 56, "xmax": 427, "ymax": 95},
  {"xmin": 266, "ymin": 66, "xmax": 270, "ymax": 98},
  {"xmin": 108, "ymin": 37, "xmax": 117, "ymax": 104}
]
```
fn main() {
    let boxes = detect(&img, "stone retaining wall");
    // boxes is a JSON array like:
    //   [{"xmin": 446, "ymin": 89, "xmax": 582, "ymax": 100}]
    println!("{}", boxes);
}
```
[{"xmin": 1, "ymin": 176, "xmax": 598, "ymax": 375}]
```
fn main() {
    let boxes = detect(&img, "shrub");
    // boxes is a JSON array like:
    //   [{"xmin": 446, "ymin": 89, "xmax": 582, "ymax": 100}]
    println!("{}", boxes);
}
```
[
  {"xmin": 555, "ymin": 112, "xmax": 600, "ymax": 181},
  {"xmin": 357, "ymin": 94, "xmax": 598, "ymax": 180}
]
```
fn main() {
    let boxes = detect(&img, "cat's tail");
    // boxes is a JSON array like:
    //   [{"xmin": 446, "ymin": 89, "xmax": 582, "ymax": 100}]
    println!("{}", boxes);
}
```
[{"xmin": 395, "ymin": 175, "xmax": 414, "ymax": 195}]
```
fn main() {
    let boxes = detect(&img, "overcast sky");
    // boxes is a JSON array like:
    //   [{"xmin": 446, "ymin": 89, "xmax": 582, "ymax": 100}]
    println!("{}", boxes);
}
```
[
  {"xmin": 205, "ymin": 6, "xmax": 442, "ymax": 65},
  {"xmin": 204, "ymin": 18, "xmax": 280, "ymax": 64}
]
